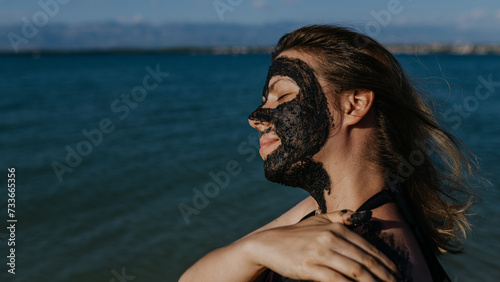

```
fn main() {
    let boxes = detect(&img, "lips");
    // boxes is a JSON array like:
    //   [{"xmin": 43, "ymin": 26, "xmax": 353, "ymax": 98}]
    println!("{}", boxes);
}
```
[{"xmin": 259, "ymin": 135, "xmax": 280, "ymax": 155}]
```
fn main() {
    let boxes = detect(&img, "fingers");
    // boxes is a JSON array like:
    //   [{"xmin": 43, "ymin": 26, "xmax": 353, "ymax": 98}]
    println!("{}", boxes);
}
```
[
  {"xmin": 321, "ymin": 210, "xmax": 372, "ymax": 227},
  {"xmin": 333, "ymin": 245, "xmax": 395, "ymax": 281},
  {"xmin": 305, "ymin": 267, "xmax": 352, "ymax": 282},
  {"xmin": 321, "ymin": 211, "xmax": 398, "ymax": 275},
  {"xmin": 321, "ymin": 209, "xmax": 354, "ymax": 224},
  {"xmin": 346, "ymin": 211, "xmax": 373, "ymax": 228},
  {"xmin": 266, "ymin": 211, "xmax": 399, "ymax": 281},
  {"xmin": 310, "ymin": 229, "xmax": 394, "ymax": 281},
  {"xmin": 330, "ymin": 223, "xmax": 399, "ymax": 275},
  {"xmin": 316, "ymin": 251, "xmax": 379, "ymax": 282}
]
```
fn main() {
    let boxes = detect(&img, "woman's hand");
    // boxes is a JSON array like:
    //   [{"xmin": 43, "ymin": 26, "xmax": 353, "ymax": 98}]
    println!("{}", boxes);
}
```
[
  {"xmin": 243, "ymin": 210, "xmax": 398, "ymax": 282},
  {"xmin": 180, "ymin": 208, "xmax": 398, "ymax": 282}
]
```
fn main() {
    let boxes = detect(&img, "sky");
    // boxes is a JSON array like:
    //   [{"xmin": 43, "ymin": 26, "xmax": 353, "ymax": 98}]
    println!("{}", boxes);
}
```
[
  {"xmin": 1, "ymin": 0, "xmax": 499, "ymax": 49},
  {"xmin": 1, "ymin": 0, "xmax": 500, "ymax": 29}
]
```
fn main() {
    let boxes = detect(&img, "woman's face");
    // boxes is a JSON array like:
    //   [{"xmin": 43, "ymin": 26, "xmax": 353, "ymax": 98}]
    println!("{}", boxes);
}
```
[{"xmin": 248, "ymin": 53, "xmax": 333, "ymax": 185}]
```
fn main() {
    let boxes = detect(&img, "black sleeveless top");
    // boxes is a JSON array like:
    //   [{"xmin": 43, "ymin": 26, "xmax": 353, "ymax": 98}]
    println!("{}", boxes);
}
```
[{"xmin": 263, "ymin": 187, "xmax": 451, "ymax": 282}]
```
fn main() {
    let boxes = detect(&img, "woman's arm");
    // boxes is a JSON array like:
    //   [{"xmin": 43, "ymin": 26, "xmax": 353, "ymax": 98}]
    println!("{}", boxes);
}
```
[
  {"xmin": 180, "ymin": 197, "xmax": 315, "ymax": 281},
  {"xmin": 244, "ymin": 196, "xmax": 318, "ymax": 238},
  {"xmin": 179, "ymin": 238, "xmax": 267, "ymax": 281},
  {"xmin": 180, "ymin": 201, "xmax": 398, "ymax": 281}
]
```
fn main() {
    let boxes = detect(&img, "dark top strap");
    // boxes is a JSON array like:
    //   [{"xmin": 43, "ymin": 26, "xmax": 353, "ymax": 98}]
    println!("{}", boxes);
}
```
[
  {"xmin": 264, "ymin": 190, "xmax": 394, "ymax": 282},
  {"xmin": 264, "ymin": 187, "xmax": 451, "ymax": 282},
  {"xmin": 357, "ymin": 189, "xmax": 394, "ymax": 212},
  {"xmin": 299, "ymin": 189, "xmax": 393, "ymax": 224},
  {"xmin": 390, "ymin": 184, "xmax": 451, "ymax": 282}
]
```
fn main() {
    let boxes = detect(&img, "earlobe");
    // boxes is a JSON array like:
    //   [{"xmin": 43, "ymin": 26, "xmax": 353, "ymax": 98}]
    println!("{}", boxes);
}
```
[{"xmin": 342, "ymin": 89, "xmax": 375, "ymax": 126}]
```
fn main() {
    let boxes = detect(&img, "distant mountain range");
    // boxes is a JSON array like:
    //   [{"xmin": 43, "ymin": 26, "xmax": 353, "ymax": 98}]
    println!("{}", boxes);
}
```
[{"xmin": 1, "ymin": 21, "xmax": 499, "ymax": 53}]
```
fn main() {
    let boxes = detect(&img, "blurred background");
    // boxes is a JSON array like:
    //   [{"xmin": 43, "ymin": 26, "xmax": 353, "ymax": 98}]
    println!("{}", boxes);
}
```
[{"xmin": 0, "ymin": 0, "xmax": 499, "ymax": 281}]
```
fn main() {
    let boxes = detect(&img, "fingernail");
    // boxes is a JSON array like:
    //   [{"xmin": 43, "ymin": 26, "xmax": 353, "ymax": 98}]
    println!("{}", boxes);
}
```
[{"xmin": 348, "ymin": 210, "xmax": 372, "ymax": 228}]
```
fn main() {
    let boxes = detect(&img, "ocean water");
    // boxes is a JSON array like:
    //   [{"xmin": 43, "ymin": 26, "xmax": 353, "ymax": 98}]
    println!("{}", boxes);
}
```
[{"xmin": 0, "ymin": 53, "xmax": 499, "ymax": 281}]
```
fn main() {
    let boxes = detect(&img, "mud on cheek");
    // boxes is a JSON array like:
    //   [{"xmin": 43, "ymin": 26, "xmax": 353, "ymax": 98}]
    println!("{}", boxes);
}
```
[{"xmin": 249, "ymin": 56, "xmax": 334, "ymax": 213}]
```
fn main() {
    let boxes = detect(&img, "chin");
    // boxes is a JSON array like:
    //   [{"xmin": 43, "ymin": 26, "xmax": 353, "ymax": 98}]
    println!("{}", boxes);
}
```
[
  {"xmin": 260, "ymin": 146, "xmax": 280, "ymax": 161},
  {"xmin": 263, "ymin": 153, "xmax": 295, "ymax": 186}
]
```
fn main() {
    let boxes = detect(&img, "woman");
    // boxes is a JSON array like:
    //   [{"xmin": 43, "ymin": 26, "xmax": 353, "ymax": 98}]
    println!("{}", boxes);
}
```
[{"xmin": 180, "ymin": 25, "xmax": 477, "ymax": 281}]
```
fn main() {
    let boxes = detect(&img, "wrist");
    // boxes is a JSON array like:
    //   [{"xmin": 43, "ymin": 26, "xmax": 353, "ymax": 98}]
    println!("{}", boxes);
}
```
[{"xmin": 237, "ymin": 234, "xmax": 267, "ymax": 274}]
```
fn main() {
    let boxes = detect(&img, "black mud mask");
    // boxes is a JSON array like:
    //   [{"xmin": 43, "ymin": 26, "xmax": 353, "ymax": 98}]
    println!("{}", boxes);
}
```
[{"xmin": 248, "ymin": 57, "xmax": 333, "ymax": 213}]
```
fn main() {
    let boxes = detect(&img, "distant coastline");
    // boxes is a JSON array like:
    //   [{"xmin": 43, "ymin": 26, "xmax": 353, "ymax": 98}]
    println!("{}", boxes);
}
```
[
  {"xmin": 385, "ymin": 44, "xmax": 500, "ymax": 55},
  {"xmin": 2, "ymin": 44, "xmax": 500, "ymax": 56}
]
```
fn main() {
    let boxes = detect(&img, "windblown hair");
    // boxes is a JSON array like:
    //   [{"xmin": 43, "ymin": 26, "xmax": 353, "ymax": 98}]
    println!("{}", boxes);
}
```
[{"xmin": 273, "ymin": 25, "xmax": 479, "ymax": 254}]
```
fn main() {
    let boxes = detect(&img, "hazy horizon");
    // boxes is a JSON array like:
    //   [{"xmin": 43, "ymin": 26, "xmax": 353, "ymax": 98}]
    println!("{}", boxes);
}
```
[
  {"xmin": 1, "ymin": 1, "xmax": 500, "ymax": 52},
  {"xmin": 2, "ymin": 20, "xmax": 500, "ymax": 53}
]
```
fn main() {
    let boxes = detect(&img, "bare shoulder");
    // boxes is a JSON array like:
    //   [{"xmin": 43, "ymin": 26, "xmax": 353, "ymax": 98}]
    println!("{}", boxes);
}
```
[
  {"xmin": 243, "ymin": 196, "xmax": 316, "ymax": 238},
  {"xmin": 367, "ymin": 203, "xmax": 433, "ymax": 281}
]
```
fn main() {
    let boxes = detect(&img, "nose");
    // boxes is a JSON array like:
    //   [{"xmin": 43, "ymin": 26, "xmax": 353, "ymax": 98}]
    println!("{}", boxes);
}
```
[
  {"xmin": 248, "ymin": 117, "xmax": 272, "ymax": 134},
  {"xmin": 248, "ymin": 107, "xmax": 272, "ymax": 134}
]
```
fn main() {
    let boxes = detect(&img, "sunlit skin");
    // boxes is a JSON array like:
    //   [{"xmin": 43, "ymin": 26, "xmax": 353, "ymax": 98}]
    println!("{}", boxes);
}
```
[
  {"xmin": 257, "ymin": 76, "xmax": 299, "ymax": 158},
  {"xmin": 258, "ymin": 77, "xmax": 305, "ymax": 160},
  {"xmin": 248, "ymin": 55, "xmax": 335, "ymax": 212},
  {"xmin": 180, "ymin": 49, "xmax": 432, "ymax": 282},
  {"xmin": 249, "ymin": 50, "xmax": 433, "ymax": 281},
  {"xmin": 249, "ymin": 50, "xmax": 384, "ymax": 213}
]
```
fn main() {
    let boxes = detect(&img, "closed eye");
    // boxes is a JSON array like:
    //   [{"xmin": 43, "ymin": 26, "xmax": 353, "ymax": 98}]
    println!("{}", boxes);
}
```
[{"xmin": 277, "ymin": 93, "xmax": 291, "ymax": 102}]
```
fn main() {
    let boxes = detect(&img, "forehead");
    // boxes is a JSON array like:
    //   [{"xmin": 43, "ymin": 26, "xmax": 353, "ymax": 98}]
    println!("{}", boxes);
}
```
[
  {"xmin": 268, "ymin": 56, "xmax": 314, "ymax": 73},
  {"xmin": 277, "ymin": 50, "xmax": 319, "ymax": 68},
  {"xmin": 265, "ymin": 56, "xmax": 316, "ymax": 87},
  {"xmin": 268, "ymin": 76, "xmax": 298, "ymax": 92},
  {"xmin": 268, "ymin": 52, "xmax": 332, "ymax": 97}
]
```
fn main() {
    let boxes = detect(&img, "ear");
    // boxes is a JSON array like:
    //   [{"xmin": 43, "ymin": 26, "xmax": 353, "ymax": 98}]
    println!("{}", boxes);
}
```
[{"xmin": 340, "ymin": 89, "xmax": 375, "ymax": 126}]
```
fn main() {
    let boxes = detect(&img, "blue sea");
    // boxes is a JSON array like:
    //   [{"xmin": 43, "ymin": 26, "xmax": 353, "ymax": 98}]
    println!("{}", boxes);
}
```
[{"xmin": 0, "ymin": 53, "xmax": 499, "ymax": 281}]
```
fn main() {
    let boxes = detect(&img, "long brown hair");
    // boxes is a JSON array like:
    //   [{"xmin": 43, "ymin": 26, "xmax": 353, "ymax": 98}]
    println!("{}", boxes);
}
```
[{"xmin": 273, "ymin": 25, "xmax": 480, "ymax": 254}]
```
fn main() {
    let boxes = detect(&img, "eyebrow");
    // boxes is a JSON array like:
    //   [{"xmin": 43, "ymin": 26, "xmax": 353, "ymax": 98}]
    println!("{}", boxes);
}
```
[{"xmin": 268, "ymin": 77, "xmax": 296, "ymax": 93}]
